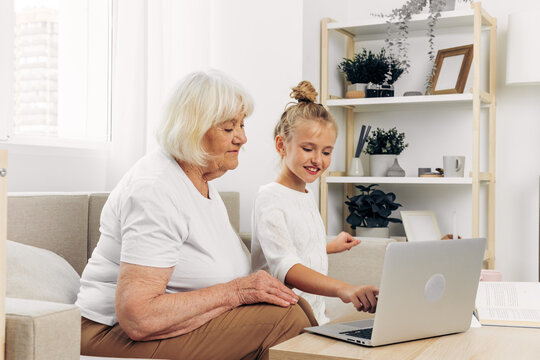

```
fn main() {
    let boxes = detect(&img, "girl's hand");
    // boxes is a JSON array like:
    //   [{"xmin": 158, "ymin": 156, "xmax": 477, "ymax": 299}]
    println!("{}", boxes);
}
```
[
  {"xmin": 337, "ymin": 285, "xmax": 379, "ymax": 313},
  {"xmin": 326, "ymin": 232, "xmax": 360, "ymax": 254}
]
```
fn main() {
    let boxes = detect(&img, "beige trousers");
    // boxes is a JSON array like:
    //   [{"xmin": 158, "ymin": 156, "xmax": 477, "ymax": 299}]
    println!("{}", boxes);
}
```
[{"xmin": 81, "ymin": 298, "xmax": 317, "ymax": 360}]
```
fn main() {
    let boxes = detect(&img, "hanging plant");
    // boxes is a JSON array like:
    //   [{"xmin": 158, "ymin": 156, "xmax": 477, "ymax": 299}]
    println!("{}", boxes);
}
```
[{"xmin": 373, "ymin": 0, "xmax": 472, "ymax": 92}]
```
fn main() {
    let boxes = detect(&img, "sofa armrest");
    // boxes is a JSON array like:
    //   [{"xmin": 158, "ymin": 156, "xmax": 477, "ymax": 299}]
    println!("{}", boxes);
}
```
[{"xmin": 6, "ymin": 298, "xmax": 81, "ymax": 360}]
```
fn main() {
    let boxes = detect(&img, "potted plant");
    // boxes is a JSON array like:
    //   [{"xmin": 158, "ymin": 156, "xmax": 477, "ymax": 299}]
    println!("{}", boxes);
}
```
[
  {"xmin": 345, "ymin": 184, "xmax": 402, "ymax": 238},
  {"xmin": 338, "ymin": 48, "xmax": 404, "ymax": 98},
  {"xmin": 365, "ymin": 127, "xmax": 408, "ymax": 176},
  {"xmin": 373, "ymin": 0, "xmax": 472, "ymax": 92}
]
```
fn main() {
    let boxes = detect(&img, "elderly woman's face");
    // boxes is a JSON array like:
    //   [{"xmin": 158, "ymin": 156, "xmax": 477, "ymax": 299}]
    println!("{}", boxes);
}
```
[{"xmin": 201, "ymin": 112, "xmax": 247, "ymax": 174}]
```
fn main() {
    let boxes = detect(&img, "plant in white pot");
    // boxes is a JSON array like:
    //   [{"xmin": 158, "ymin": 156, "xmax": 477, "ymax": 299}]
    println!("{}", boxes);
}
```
[
  {"xmin": 365, "ymin": 127, "xmax": 408, "ymax": 177},
  {"xmin": 338, "ymin": 48, "xmax": 404, "ymax": 98},
  {"xmin": 345, "ymin": 184, "xmax": 402, "ymax": 238}
]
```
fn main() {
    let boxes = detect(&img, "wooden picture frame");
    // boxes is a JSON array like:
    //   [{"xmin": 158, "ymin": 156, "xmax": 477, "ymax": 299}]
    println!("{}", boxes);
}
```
[
  {"xmin": 427, "ymin": 44, "xmax": 473, "ymax": 95},
  {"xmin": 401, "ymin": 210, "xmax": 442, "ymax": 242}
]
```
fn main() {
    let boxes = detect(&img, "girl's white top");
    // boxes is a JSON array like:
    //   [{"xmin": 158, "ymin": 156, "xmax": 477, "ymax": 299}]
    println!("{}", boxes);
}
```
[
  {"xmin": 76, "ymin": 148, "xmax": 250, "ymax": 326},
  {"xmin": 251, "ymin": 182, "xmax": 329, "ymax": 324}
]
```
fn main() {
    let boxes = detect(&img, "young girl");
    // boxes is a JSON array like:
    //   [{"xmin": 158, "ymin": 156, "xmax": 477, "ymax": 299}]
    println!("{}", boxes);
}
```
[{"xmin": 251, "ymin": 81, "xmax": 379, "ymax": 324}]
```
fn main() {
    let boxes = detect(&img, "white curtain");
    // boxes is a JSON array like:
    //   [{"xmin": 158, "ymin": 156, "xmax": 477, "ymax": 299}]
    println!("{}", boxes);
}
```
[{"xmin": 106, "ymin": 0, "xmax": 211, "ymax": 189}]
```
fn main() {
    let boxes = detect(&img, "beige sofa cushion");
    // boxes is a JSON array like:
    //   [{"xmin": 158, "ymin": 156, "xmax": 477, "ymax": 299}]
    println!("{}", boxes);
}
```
[
  {"xmin": 7, "ymin": 194, "xmax": 89, "ymax": 274},
  {"xmin": 7, "ymin": 240, "xmax": 80, "ymax": 304},
  {"xmin": 88, "ymin": 193, "xmax": 109, "ymax": 259}
]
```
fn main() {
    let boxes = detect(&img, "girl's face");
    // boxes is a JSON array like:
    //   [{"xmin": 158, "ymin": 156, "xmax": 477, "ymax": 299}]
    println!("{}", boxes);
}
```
[{"xmin": 276, "ymin": 118, "xmax": 336, "ymax": 192}]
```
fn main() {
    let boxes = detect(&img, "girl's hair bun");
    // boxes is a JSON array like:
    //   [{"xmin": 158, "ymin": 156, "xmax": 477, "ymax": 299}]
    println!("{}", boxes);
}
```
[{"xmin": 290, "ymin": 81, "xmax": 318, "ymax": 103}]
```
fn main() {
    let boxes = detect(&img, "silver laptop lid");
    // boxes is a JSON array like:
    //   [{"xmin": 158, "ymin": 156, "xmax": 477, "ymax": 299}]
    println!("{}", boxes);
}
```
[{"xmin": 371, "ymin": 238, "xmax": 486, "ymax": 346}]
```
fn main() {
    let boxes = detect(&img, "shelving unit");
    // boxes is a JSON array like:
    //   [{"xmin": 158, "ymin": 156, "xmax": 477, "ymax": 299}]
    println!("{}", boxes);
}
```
[{"xmin": 319, "ymin": 2, "xmax": 497, "ymax": 268}]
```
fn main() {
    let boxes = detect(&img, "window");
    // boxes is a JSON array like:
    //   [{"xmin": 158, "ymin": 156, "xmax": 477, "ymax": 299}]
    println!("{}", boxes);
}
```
[{"xmin": 0, "ymin": 0, "xmax": 112, "ymax": 144}]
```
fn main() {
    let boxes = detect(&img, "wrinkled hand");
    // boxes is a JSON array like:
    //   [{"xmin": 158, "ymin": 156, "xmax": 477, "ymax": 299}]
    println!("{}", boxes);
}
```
[
  {"xmin": 231, "ymin": 270, "xmax": 299, "ymax": 308},
  {"xmin": 327, "ymin": 232, "xmax": 360, "ymax": 254},
  {"xmin": 337, "ymin": 285, "xmax": 379, "ymax": 313}
]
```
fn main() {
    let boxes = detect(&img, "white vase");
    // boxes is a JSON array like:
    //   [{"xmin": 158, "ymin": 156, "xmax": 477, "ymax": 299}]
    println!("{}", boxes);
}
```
[
  {"xmin": 369, "ymin": 154, "xmax": 397, "ymax": 177},
  {"xmin": 355, "ymin": 227, "xmax": 390, "ymax": 238},
  {"xmin": 347, "ymin": 157, "xmax": 364, "ymax": 176}
]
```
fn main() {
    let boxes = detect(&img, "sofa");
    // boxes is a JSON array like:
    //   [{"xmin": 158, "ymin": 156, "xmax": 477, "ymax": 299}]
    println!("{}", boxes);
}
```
[{"xmin": 5, "ymin": 192, "xmax": 394, "ymax": 359}]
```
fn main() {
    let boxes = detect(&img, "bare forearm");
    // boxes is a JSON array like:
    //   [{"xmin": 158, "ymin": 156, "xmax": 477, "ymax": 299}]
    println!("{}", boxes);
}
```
[
  {"xmin": 117, "ymin": 265, "xmax": 298, "ymax": 342},
  {"xmin": 284, "ymin": 264, "xmax": 347, "ymax": 298},
  {"xmin": 144, "ymin": 282, "xmax": 238, "ymax": 340}
]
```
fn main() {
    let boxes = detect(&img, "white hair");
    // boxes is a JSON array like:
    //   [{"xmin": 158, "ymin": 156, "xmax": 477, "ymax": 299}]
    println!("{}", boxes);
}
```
[{"xmin": 156, "ymin": 70, "xmax": 254, "ymax": 166}]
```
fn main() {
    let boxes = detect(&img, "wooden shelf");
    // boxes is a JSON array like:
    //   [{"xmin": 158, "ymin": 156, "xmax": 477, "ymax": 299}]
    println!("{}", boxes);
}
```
[
  {"xmin": 326, "ymin": 176, "xmax": 475, "ymax": 185},
  {"xmin": 326, "ymin": 94, "xmax": 475, "ymax": 113},
  {"xmin": 328, "ymin": 10, "xmax": 475, "ymax": 39}
]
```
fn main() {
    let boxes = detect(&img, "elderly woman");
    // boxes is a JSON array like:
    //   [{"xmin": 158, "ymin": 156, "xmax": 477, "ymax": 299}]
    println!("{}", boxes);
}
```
[{"xmin": 76, "ymin": 70, "xmax": 317, "ymax": 360}]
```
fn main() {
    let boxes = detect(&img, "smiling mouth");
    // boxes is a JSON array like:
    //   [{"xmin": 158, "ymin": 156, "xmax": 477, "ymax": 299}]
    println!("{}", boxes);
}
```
[{"xmin": 305, "ymin": 166, "xmax": 320, "ymax": 175}]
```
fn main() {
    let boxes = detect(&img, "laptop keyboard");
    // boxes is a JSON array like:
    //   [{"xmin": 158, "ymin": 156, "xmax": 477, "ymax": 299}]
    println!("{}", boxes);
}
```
[{"xmin": 340, "ymin": 328, "xmax": 373, "ymax": 340}]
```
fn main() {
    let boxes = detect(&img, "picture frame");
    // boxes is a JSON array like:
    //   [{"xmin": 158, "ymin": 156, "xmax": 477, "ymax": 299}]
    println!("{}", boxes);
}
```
[
  {"xmin": 401, "ymin": 210, "xmax": 442, "ymax": 242},
  {"xmin": 426, "ymin": 44, "xmax": 473, "ymax": 95}
]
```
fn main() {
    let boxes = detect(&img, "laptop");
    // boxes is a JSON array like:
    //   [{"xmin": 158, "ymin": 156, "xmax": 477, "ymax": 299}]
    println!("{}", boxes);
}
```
[{"xmin": 305, "ymin": 238, "xmax": 486, "ymax": 346}]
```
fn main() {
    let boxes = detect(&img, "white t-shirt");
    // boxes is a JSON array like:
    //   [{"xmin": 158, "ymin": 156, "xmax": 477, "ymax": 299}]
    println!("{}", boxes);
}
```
[
  {"xmin": 76, "ymin": 148, "xmax": 250, "ymax": 326},
  {"xmin": 251, "ymin": 182, "xmax": 329, "ymax": 324}
]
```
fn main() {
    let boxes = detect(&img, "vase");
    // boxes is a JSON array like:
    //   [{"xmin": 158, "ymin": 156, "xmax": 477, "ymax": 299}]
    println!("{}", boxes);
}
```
[
  {"xmin": 369, "ymin": 154, "xmax": 396, "ymax": 177},
  {"xmin": 347, "ymin": 157, "xmax": 364, "ymax": 176},
  {"xmin": 346, "ymin": 83, "xmax": 367, "ymax": 99},
  {"xmin": 386, "ymin": 158, "xmax": 406, "ymax": 177},
  {"xmin": 355, "ymin": 227, "xmax": 390, "ymax": 238}
]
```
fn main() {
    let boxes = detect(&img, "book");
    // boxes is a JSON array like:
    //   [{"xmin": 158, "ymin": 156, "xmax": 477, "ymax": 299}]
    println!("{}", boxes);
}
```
[{"xmin": 474, "ymin": 281, "xmax": 540, "ymax": 328}]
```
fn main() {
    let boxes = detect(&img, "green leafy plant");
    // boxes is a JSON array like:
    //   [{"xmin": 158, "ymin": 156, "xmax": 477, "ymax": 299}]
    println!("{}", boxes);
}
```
[
  {"xmin": 338, "ymin": 48, "xmax": 404, "ymax": 85},
  {"xmin": 365, "ymin": 127, "xmax": 408, "ymax": 155},
  {"xmin": 345, "ymin": 184, "xmax": 402, "ymax": 229}
]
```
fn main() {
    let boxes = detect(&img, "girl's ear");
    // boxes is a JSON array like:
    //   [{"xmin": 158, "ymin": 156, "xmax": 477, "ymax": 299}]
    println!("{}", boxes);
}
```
[{"xmin": 275, "ymin": 135, "xmax": 286, "ymax": 157}]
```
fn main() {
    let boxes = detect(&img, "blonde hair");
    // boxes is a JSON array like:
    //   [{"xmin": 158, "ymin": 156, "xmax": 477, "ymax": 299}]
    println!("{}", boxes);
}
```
[
  {"xmin": 157, "ymin": 70, "xmax": 254, "ymax": 166},
  {"xmin": 274, "ymin": 81, "xmax": 337, "ymax": 142}
]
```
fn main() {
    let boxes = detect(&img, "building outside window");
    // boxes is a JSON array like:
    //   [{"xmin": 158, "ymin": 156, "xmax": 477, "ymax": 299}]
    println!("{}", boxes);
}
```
[{"xmin": 1, "ymin": 0, "xmax": 111, "ymax": 145}]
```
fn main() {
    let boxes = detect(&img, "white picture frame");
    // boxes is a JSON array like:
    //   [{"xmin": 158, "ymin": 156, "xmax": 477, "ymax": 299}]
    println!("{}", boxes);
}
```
[{"xmin": 401, "ymin": 211, "xmax": 441, "ymax": 242}]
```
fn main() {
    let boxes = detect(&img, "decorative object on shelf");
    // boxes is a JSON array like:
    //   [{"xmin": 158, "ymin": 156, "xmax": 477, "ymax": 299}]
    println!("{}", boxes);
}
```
[
  {"xmin": 387, "ymin": 158, "xmax": 406, "ymax": 177},
  {"xmin": 403, "ymin": 91, "xmax": 423, "ymax": 96},
  {"xmin": 347, "ymin": 125, "xmax": 371, "ymax": 176},
  {"xmin": 400, "ymin": 210, "xmax": 442, "ymax": 241},
  {"xmin": 418, "ymin": 167, "xmax": 431, "ymax": 176},
  {"xmin": 338, "ymin": 48, "xmax": 404, "ymax": 98},
  {"xmin": 365, "ymin": 127, "xmax": 408, "ymax": 176},
  {"xmin": 348, "ymin": 158, "xmax": 364, "ymax": 176},
  {"xmin": 506, "ymin": 12, "xmax": 540, "ymax": 86},
  {"xmin": 419, "ymin": 167, "xmax": 444, "ymax": 177},
  {"xmin": 443, "ymin": 155, "xmax": 465, "ymax": 177},
  {"xmin": 426, "ymin": 44, "xmax": 473, "ymax": 95},
  {"xmin": 373, "ymin": 0, "xmax": 472, "ymax": 88},
  {"xmin": 345, "ymin": 184, "xmax": 402, "ymax": 238}
]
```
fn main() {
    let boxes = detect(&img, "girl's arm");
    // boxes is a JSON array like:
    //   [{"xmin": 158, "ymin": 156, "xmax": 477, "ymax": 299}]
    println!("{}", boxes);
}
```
[
  {"xmin": 326, "ymin": 231, "xmax": 361, "ymax": 254},
  {"xmin": 115, "ymin": 262, "xmax": 298, "ymax": 341},
  {"xmin": 285, "ymin": 263, "xmax": 378, "ymax": 313}
]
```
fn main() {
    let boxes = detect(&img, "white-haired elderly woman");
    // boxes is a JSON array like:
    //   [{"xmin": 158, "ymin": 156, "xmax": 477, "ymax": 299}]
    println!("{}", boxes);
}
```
[{"xmin": 76, "ymin": 70, "xmax": 317, "ymax": 360}]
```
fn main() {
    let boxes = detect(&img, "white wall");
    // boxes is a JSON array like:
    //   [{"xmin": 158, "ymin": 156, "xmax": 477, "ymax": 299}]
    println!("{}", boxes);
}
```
[
  {"xmin": 207, "ymin": 0, "xmax": 304, "ymax": 233},
  {"xmin": 0, "ymin": 144, "xmax": 108, "ymax": 192}
]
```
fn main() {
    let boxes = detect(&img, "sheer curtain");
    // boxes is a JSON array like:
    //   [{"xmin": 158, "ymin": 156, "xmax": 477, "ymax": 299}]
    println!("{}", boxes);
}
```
[{"xmin": 106, "ymin": 0, "xmax": 211, "ymax": 189}]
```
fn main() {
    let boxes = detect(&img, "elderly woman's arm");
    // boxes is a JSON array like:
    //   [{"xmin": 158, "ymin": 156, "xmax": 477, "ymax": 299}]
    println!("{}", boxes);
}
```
[{"xmin": 115, "ymin": 262, "xmax": 298, "ymax": 341}]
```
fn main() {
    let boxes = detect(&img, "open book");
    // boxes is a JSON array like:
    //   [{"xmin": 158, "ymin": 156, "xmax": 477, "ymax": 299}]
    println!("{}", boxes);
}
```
[{"xmin": 474, "ymin": 282, "xmax": 540, "ymax": 328}]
